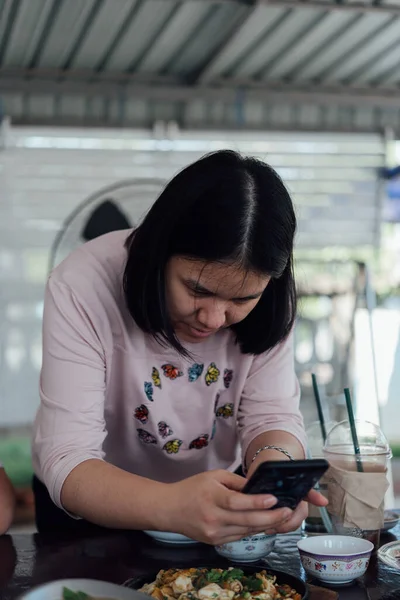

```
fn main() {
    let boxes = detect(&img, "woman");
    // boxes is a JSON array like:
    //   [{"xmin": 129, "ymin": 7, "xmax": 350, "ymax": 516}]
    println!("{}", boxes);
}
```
[{"xmin": 32, "ymin": 150, "xmax": 326, "ymax": 541}]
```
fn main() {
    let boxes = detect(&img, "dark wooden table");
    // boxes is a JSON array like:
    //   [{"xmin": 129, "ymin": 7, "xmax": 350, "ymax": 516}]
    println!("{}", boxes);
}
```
[{"xmin": 2, "ymin": 526, "xmax": 400, "ymax": 600}]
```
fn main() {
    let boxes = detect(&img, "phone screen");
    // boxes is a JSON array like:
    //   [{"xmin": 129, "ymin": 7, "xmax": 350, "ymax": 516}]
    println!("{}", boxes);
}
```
[{"xmin": 242, "ymin": 458, "xmax": 329, "ymax": 510}]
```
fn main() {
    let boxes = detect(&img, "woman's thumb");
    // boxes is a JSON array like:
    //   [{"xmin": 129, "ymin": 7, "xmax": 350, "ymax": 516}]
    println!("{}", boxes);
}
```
[{"xmin": 215, "ymin": 469, "xmax": 247, "ymax": 491}]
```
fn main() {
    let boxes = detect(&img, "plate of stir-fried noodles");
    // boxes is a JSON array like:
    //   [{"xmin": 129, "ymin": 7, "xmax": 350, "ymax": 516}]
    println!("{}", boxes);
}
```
[{"xmin": 126, "ymin": 566, "xmax": 307, "ymax": 600}]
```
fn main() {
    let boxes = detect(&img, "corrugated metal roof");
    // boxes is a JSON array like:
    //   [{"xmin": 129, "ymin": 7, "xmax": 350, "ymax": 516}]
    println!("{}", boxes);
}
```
[{"xmin": 2, "ymin": 0, "xmax": 400, "ymax": 90}]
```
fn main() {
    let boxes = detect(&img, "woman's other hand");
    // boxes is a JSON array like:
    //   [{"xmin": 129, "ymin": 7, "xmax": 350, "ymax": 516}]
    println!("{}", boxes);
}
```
[{"xmin": 270, "ymin": 489, "xmax": 328, "ymax": 535}]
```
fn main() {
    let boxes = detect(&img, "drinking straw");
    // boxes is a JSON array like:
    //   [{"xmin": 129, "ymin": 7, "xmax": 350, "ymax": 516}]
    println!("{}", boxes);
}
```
[
  {"xmin": 319, "ymin": 502, "xmax": 334, "ymax": 534},
  {"xmin": 344, "ymin": 387, "xmax": 364, "ymax": 473},
  {"xmin": 309, "ymin": 374, "xmax": 333, "ymax": 533},
  {"xmin": 305, "ymin": 447, "xmax": 334, "ymax": 534},
  {"xmin": 311, "ymin": 373, "xmax": 327, "ymax": 443}
]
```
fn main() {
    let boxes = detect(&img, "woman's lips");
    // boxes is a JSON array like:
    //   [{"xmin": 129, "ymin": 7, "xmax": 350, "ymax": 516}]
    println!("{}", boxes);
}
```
[{"xmin": 187, "ymin": 325, "xmax": 215, "ymax": 339}]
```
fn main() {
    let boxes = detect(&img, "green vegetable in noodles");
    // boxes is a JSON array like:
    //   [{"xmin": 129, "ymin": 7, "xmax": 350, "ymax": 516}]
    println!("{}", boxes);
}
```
[{"xmin": 62, "ymin": 588, "xmax": 89, "ymax": 600}]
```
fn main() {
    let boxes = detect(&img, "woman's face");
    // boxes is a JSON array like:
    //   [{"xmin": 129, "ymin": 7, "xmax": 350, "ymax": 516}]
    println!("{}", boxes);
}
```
[{"xmin": 165, "ymin": 257, "xmax": 270, "ymax": 343}]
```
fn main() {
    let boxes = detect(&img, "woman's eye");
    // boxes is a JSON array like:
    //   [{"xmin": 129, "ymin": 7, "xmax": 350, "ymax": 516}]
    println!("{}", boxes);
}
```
[
  {"xmin": 233, "ymin": 298, "xmax": 250, "ymax": 305},
  {"xmin": 192, "ymin": 289, "xmax": 211, "ymax": 297}
]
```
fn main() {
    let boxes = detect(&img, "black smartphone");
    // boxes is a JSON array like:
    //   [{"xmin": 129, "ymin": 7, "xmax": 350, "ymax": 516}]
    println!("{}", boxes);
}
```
[{"xmin": 242, "ymin": 458, "xmax": 329, "ymax": 510}]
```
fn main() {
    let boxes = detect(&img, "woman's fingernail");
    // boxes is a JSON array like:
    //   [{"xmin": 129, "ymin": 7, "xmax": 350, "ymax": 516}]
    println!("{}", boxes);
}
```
[
  {"xmin": 282, "ymin": 508, "xmax": 292, "ymax": 520},
  {"xmin": 263, "ymin": 496, "xmax": 277, "ymax": 508}
]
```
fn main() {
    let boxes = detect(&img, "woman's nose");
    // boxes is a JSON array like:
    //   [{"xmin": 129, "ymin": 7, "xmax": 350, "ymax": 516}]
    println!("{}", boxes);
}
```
[{"xmin": 197, "ymin": 303, "xmax": 227, "ymax": 331}]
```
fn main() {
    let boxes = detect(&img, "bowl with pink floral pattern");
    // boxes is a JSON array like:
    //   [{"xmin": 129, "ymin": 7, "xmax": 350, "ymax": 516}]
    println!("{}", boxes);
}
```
[{"xmin": 297, "ymin": 535, "xmax": 373, "ymax": 585}]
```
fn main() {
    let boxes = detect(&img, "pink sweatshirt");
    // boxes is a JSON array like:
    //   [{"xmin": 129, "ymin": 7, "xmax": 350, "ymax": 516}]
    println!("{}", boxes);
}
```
[{"xmin": 32, "ymin": 230, "xmax": 306, "ymax": 510}]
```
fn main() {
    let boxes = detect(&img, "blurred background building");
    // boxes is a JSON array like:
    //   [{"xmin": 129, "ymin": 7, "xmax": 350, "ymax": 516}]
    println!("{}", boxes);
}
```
[{"xmin": 1, "ymin": 0, "xmax": 400, "ymax": 529}]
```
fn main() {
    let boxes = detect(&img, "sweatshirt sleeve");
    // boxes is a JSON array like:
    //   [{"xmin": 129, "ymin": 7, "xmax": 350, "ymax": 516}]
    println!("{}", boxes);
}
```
[
  {"xmin": 32, "ymin": 276, "xmax": 107, "ymax": 510},
  {"xmin": 237, "ymin": 331, "xmax": 307, "ymax": 460}
]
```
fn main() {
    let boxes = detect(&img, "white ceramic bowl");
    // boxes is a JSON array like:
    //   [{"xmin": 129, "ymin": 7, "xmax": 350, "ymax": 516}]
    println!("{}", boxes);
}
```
[
  {"xmin": 215, "ymin": 533, "xmax": 276, "ymax": 562},
  {"xmin": 143, "ymin": 530, "xmax": 198, "ymax": 545},
  {"xmin": 297, "ymin": 535, "xmax": 373, "ymax": 585},
  {"xmin": 381, "ymin": 510, "xmax": 400, "ymax": 532},
  {"xmin": 18, "ymin": 579, "xmax": 142, "ymax": 600}
]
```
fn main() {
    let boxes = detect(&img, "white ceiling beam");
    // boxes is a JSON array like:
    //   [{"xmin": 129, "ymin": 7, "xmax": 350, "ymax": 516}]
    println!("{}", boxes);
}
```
[
  {"xmin": 184, "ymin": 0, "xmax": 400, "ymax": 16},
  {"xmin": 1, "ymin": 76, "xmax": 400, "ymax": 109}
]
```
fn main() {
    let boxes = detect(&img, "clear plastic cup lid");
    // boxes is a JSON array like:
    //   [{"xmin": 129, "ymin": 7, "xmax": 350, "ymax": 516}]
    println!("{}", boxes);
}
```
[
  {"xmin": 306, "ymin": 420, "xmax": 338, "ymax": 457},
  {"xmin": 323, "ymin": 419, "xmax": 392, "ymax": 456}
]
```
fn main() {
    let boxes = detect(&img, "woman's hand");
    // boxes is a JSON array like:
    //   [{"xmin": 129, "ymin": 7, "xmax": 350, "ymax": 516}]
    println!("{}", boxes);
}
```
[
  {"xmin": 163, "ymin": 470, "xmax": 293, "ymax": 546},
  {"xmin": 268, "ymin": 488, "xmax": 328, "ymax": 535}
]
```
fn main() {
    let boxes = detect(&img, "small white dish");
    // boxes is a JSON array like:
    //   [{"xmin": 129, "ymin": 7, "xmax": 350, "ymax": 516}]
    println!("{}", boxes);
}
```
[
  {"xmin": 297, "ymin": 535, "xmax": 373, "ymax": 585},
  {"xmin": 18, "ymin": 578, "xmax": 143, "ymax": 600},
  {"xmin": 378, "ymin": 540, "xmax": 400, "ymax": 569},
  {"xmin": 381, "ymin": 510, "xmax": 400, "ymax": 532},
  {"xmin": 215, "ymin": 533, "xmax": 276, "ymax": 563},
  {"xmin": 143, "ymin": 530, "xmax": 198, "ymax": 545}
]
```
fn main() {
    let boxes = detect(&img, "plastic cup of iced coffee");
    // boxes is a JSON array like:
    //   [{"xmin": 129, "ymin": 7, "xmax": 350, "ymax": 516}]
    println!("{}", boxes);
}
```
[{"xmin": 323, "ymin": 419, "xmax": 392, "ymax": 550}]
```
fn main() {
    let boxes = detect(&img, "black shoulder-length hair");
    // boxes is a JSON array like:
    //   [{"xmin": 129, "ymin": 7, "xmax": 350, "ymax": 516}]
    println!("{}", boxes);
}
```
[{"xmin": 124, "ymin": 150, "xmax": 297, "ymax": 356}]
